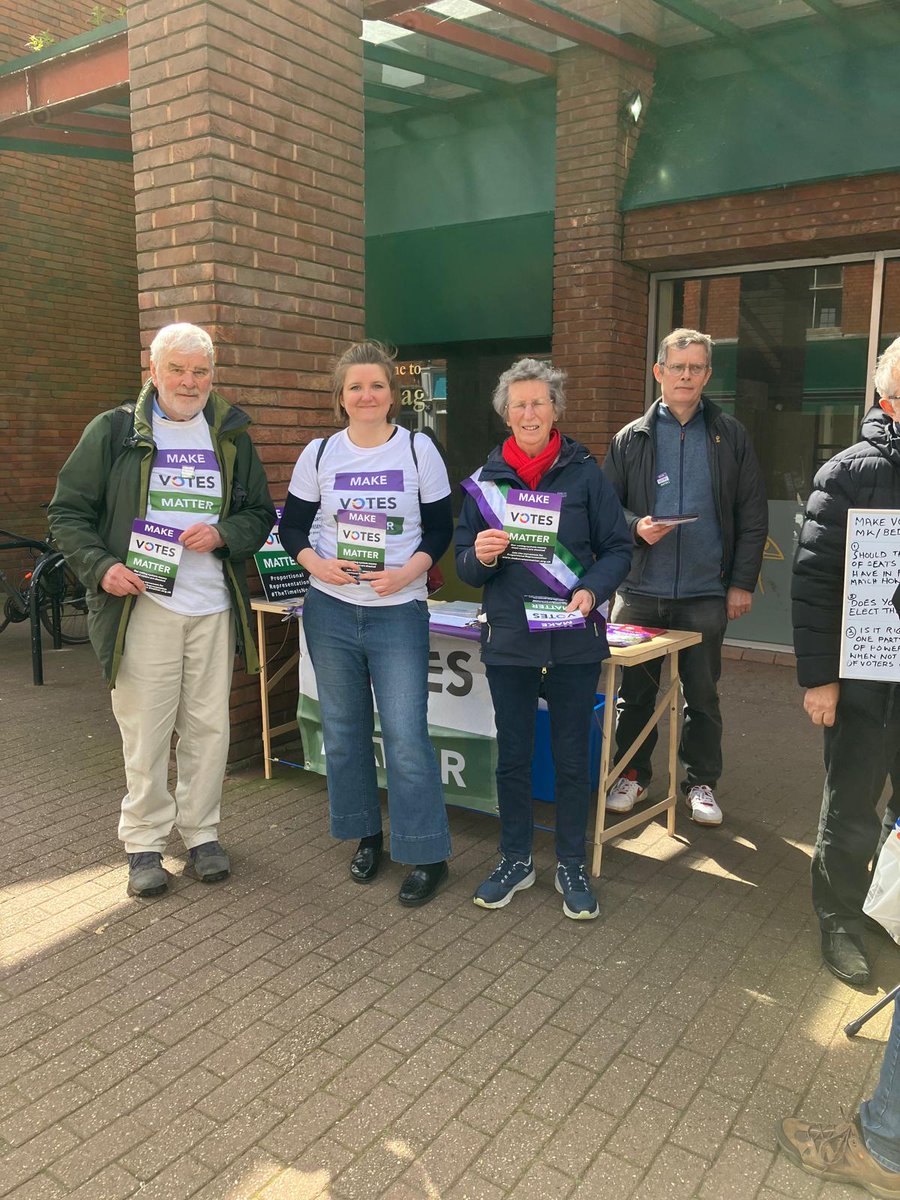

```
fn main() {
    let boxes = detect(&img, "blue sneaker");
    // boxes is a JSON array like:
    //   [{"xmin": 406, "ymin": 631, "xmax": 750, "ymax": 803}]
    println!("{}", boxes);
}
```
[
  {"xmin": 473, "ymin": 856, "xmax": 536, "ymax": 909},
  {"xmin": 555, "ymin": 863, "xmax": 600, "ymax": 921}
]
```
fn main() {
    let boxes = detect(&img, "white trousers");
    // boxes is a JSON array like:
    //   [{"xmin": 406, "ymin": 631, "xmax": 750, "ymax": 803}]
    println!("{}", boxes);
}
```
[{"xmin": 112, "ymin": 596, "xmax": 235, "ymax": 854}]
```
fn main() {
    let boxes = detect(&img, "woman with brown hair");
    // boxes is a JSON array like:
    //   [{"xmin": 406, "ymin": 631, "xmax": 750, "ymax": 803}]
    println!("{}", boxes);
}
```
[{"xmin": 280, "ymin": 342, "xmax": 453, "ymax": 906}]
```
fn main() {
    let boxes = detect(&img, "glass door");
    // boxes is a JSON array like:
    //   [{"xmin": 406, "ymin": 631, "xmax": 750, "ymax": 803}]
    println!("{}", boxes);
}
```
[{"xmin": 653, "ymin": 258, "xmax": 876, "ymax": 647}]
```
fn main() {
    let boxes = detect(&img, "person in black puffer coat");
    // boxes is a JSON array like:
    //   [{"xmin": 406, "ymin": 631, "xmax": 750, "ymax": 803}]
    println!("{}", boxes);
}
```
[{"xmin": 792, "ymin": 337, "xmax": 900, "ymax": 988}]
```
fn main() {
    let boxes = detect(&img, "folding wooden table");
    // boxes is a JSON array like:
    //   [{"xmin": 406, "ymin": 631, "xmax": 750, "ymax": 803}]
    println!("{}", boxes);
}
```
[{"xmin": 591, "ymin": 629, "xmax": 702, "ymax": 877}]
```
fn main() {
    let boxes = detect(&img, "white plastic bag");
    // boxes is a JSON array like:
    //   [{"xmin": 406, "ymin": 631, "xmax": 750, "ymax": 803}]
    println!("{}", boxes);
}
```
[{"xmin": 863, "ymin": 818, "xmax": 900, "ymax": 946}]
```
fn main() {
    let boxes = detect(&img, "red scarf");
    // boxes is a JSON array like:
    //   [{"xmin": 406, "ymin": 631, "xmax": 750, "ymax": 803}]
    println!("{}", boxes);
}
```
[{"xmin": 502, "ymin": 428, "xmax": 561, "ymax": 491}]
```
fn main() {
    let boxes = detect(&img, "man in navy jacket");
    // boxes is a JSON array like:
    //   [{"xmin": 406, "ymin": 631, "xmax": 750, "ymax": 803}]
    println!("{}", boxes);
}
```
[{"xmin": 602, "ymin": 328, "xmax": 767, "ymax": 829}]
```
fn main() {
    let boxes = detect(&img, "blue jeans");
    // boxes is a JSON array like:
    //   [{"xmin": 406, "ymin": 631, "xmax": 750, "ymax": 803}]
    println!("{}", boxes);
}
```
[
  {"xmin": 860, "ymin": 997, "xmax": 900, "ymax": 1173},
  {"xmin": 486, "ymin": 662, "xmax": 601, "ymax": 865},
  {"xmin": 302, "ymin": 587, "xmax": 451, "ymax": 865},
  {"xmin": 611, "ymin": 592, "xmax": 727, "ymax": 793}
]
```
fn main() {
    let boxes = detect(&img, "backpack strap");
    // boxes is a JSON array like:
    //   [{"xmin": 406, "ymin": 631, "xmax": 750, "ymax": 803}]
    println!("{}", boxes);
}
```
[
  {"xmin": 314, "ymin": 429, "xmax": 418, "ymax": 486},
  {"xmin": 409, "ymin": 427, "xmax": 419, "ymax": 474},
  {"xmin": 109, "ymin": 401, "xmax": 136, "ymax": 465}
]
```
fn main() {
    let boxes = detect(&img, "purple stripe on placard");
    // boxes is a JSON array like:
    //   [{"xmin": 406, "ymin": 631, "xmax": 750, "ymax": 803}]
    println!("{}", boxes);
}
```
[
  {"xmin": 340, "ymin": 510, "xmax": 388, "ymax": 530},
  {"xmin": 333, "ymin": 470, "xmax": 404, "ymax": 491},
  {"xmin": 526, "ymin": 616, "xmax": 585, "ymax": 632},
  {"xmin": 156, "ymin": 449, "xmax": 218, "ymax": 469},
  {"xmin": 132, "ymin": 518, "xmax": 180, "ymax": 544},
  {"xmin": 507, "ymin": 489, "xmax": 563, "ymax": 514}
]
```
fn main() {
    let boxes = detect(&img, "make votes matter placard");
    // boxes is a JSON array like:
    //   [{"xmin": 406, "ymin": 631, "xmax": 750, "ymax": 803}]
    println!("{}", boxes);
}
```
[
  {"xmin": 840, "ymin": 508, "xmax": 900, "ymax": 682},
  {"xmin": 336, "ymin": 509, "xmax": 387, "ymax": 572},
  {"xmin": 503, "ymin": 489, "xmax": 562, "ymax": 562},
  {"xmin": 253, "ymin": 506, "xmax": 316, "ymax": 604},
  {"xmin": 125, "ymin": 519, "xmax": 183, "ymax": 595}
]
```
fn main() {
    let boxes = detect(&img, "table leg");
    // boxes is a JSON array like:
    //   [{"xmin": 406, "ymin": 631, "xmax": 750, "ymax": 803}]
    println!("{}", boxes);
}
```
[
  {"xmin": 666, "ymin": 649, "xmax": 680, "ymax": 836},
  {"xmin": 257, "ymin": 607, "xmax": 273, "ymax": 780}
]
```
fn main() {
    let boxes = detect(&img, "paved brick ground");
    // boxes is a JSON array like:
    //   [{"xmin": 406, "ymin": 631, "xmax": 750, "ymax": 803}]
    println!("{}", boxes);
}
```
[{"xmin": 1, "ymin": 622, "xmax": 897, "ymax": 1200}]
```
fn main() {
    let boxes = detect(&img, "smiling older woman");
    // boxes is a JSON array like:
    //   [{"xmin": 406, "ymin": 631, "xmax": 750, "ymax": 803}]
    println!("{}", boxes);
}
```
[{"xmin": 454, "ymin": 358, "xmax": 632, "ymax": 919}]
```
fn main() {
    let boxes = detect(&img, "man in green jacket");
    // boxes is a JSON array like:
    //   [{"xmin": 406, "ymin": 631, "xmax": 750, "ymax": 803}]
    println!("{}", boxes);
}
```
[{"xmin": 49, "ymin": 323, "xmax": 275, "ymax": 898}]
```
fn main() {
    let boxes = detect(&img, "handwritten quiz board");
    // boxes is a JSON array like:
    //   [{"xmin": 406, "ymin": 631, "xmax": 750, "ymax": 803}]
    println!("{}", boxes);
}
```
[{"xmin": 840, "ymin": 509, "xmax": 900, "ymax": 681}]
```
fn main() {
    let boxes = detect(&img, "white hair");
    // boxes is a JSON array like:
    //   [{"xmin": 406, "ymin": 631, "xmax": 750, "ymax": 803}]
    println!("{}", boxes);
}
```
[
  {"xmin": 873, "ymin": 336, "xmax": 900, "ymax": 399},
  {"xmin": 149, "ymin": 323, "xmax": 215, "ymax": 369},
  {"xmin": 492, "ymin": 358, "xmax": 566, "ymax": 418}
]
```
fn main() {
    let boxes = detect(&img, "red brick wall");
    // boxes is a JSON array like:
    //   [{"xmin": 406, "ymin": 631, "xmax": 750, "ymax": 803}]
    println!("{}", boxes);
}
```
[
  {"xmin": 0, "ymin": 0, "xmax": 140, "ymax": 566},
  {"xmin": 882, "ymin": 262, "xmax": 900, "ymax": 339},
  {"xmin": 552, "ymin": 46, "xmax": 654, "ymax": 457},
  {"xmin": 681, "ymin": 276, "xmax": 740, "ymax": 342},
  {"xmin": 128, "ymin": 0, "xmax": 365, "ymax": 763},
  {"xmin": 842, "ymin": 262, "xmax": 874, "ymax": 336},
  {"xmin": 0, "ymin": 155, "xmax": 140, "ymax": 554},
  {"xmin": 624, "ymin": 172, "xmax": 900, "ymax": 271}
]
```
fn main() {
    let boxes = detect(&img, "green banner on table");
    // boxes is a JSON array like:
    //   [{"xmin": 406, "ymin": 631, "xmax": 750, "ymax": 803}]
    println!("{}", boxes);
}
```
[{"xmin": 297, "ymin": 694, "xmax": 498, "ymax": 817}]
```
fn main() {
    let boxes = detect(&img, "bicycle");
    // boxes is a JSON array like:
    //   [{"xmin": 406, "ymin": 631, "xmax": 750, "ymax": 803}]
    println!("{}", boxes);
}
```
[{"xmin": 0, "ymin": 526, "xmax": 90, "ymax": 645}]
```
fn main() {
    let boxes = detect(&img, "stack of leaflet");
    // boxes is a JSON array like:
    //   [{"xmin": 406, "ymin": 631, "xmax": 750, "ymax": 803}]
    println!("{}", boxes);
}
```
[
  {"xmin": 428, "ymin": 600, "xmax": 482, "ymax": 641},
  {"xmin": 606, "ymin": 623, "xmax": 665, "ymax": 647}
]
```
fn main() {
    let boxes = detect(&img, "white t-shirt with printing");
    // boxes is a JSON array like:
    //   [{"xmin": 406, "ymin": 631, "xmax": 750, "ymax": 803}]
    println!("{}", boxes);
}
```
[
  {"xmin": 144, "ymin": 411, "xmax": 231, "ymax": 616},
  {"xmin": 287, "ymin": 426, "xmax": 450, "ymax": 607}
]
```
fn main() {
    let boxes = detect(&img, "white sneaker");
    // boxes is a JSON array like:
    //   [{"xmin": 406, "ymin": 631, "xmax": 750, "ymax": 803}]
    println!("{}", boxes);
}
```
[
  {"xmin": 606, "ymin": 771, "xmax": 646, "ymax": 814},
  {"xmin": 687, "ymin": 784, "xmax": 723, "ymax": 826}
]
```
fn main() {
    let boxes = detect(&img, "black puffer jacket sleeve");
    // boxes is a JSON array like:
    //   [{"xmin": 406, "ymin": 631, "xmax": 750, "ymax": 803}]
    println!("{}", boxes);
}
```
[{"xmin": 791, "ymin": 457, "xmax": 856, "ymax": 688}]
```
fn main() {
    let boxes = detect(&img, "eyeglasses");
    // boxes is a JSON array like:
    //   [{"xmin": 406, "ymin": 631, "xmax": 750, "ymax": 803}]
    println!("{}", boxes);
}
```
[
  {"xmin": 662, "ymin": 362, "xmax": 709, "ymax": 377},
  {"xmin": 508, "ymin": 400, "xmax": 553, "ymax": 415}
]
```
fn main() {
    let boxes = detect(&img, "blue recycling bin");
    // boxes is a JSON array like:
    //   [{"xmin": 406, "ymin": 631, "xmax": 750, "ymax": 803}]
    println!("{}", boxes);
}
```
[{"xmin": 530, "ymin": 695, "xmax": 605, "ymax": 804}]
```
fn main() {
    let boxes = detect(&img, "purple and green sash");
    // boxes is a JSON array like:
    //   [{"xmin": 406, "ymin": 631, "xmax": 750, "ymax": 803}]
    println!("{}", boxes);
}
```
[{"xmin": 461, "ymin": 470, "xmax": 605, "ymax": 623}]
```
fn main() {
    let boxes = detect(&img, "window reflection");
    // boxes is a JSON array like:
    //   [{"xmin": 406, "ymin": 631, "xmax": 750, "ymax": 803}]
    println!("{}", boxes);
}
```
[{"xmin": 661, "ymin": 262, "xmax": 873, "ymax": 502}]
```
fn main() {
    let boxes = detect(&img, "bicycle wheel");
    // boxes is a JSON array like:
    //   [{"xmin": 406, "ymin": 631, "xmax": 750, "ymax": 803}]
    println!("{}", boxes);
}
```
[{"xmin": 37, "ymin": 564, "xmax": 90, "ymax": 644}]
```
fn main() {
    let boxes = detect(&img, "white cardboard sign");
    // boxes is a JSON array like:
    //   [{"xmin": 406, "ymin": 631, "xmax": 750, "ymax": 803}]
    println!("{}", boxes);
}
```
[{"xmin": 840, "ymin": 508, "xmax": 900, "ymax": 681}]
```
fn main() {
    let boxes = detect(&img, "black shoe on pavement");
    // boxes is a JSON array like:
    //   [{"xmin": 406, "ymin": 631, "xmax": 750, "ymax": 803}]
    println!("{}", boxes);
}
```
[
  {"xmin": 821, "ymin": 931, "xmax": 871, "ymax": 985},
  {"xmin": 187, "ymin": 841, "xmax": 231, "ymax": 883},
  {"xmin": 398, "ymin": 861, "xmax": 448, "ymax": 907},
  {"xmin": 350, "ymin": 832, "xmax": 384, "ymax": 884},
  {"xmin": 127, "ymin": 852, "xmax": 170, "ymax": 898}
]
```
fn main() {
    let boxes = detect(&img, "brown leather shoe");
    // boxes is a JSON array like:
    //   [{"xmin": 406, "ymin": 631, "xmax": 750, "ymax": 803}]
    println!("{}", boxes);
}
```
[{"xmin": 775, "ymin": 1115, "xmax": 900, "ymax": 1198}]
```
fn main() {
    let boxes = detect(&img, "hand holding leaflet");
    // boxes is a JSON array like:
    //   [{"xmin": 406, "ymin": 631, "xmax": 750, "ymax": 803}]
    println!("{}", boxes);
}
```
[{"xmin": 649, "ymin": 514, "xmax": 700, "ymax": 526}]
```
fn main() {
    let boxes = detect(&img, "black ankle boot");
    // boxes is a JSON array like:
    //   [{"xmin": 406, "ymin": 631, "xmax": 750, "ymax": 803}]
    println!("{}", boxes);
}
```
[
  {"xmin": 398, "ymin": 860, "xmax": 448, "ymax": 907},
  {"xmin": 350, "ymin": 832, "xmax": 383, "ymax": 884}
]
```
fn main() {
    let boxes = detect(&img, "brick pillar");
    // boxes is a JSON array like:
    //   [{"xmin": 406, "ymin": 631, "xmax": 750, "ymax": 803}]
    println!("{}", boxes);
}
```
[
  {"xmin": 553, "ymin": 47, "xmax": 654, "ymax": 457},
  {"xmin": 128, "ymin": 0, "xmax": 365, "ymax": 762}
]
